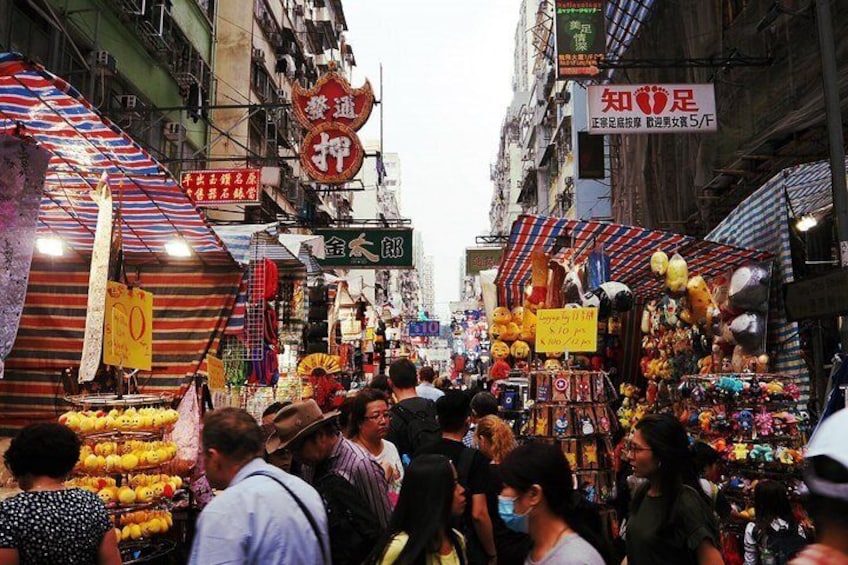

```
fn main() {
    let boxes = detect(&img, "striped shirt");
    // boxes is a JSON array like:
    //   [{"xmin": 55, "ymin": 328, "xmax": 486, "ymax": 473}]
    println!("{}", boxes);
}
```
[{"xmin": 318, "ymin": 436, "xmax": 392, "ymax": 528}]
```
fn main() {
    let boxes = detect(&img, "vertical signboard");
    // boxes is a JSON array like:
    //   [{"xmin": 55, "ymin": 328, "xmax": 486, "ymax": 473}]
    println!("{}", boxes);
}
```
[
  {"xmin": 555, "ymin": 0, "xmax": 606, "ymax": 79},
  {"xmin": 103, "ymin": 282, "xmax": 153, "ymax": 370}
]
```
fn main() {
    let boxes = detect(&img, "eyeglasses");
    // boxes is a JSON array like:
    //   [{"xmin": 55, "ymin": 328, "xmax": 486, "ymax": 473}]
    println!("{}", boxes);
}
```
[
  {"xmin": 363, "ymin": 412, "xmax": 392, "ymax": 421},
  {"xmin": 624, "ymin": 442, "xmax": 652, "ymax": 454}
]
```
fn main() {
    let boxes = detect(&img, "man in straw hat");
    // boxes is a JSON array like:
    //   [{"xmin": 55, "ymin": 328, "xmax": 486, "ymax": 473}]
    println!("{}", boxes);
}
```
[
  {"xmin": 188, "ymin": 407, "xmax": 330, "ymax": 564},
  {"xmin": 267, "ymin": 400, "xmax": 389, "ymax": 564},
  {"xmin": 790, "ymin": 408, "xmax": 848, "ymax": 564}
]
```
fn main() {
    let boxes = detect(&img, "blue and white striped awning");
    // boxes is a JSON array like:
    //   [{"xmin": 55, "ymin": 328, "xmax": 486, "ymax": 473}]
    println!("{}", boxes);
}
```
[
  {"xmin": 0, "ymin": 52, "xmax": 234, "ymax": 265},
  {"xmin": 606, "ymin": 0, "xmax": 657, "ymax": 64},
  {"xmin": 211, "ymin": 223, "xmax": 304, "ymax": 268}
]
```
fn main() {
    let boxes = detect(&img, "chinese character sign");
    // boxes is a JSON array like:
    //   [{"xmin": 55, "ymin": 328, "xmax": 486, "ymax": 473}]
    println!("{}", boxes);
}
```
[
  {"xmin": 555, "ymin": 0, "xmax": 605, "ymax": 79},
  {"xmin": 181, "ymin": 169, "xmax": 261, "ymax": 205},
  {"xmin": 292, "ymin": 72, "xmax": 374, "ymax": 131},
  {"xmin": 314, "ymin": 228, "xmax": 413, "ymax": 268},
  {"xmin": 300, "ymin": 122, "xmax": 365, "ymax": 184},
  {"xmin": 587, "ymin": 84, "xmax": 718, "ymax": 134},
  {"xmin": 465, "ymin": 247, "xmax": 504, "ymax": 276}
]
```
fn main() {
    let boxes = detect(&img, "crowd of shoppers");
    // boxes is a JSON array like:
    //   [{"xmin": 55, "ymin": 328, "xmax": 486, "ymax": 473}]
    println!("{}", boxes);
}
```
[{"xmin": 9, "ymin": 358, "xmax": 848, "ymax": 565}]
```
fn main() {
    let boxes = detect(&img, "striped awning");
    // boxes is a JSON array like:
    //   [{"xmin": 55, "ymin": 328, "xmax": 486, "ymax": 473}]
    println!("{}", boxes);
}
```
[
  {"xmin": 211, "ymin": 223, "xmax": 304, "ymax": 268},
  {"xmin": 0, "ymin": 52, "xmax": 233, "ymax": 265},
  {"xmin": 495, "ymin": 215, "xmax": 771, "ymax": 308}
]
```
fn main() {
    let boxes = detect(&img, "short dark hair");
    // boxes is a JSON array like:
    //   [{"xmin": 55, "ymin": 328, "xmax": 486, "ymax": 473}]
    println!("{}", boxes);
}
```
[
  {"xmin": 436, "ymin": 390, "xmax": 470, "ymax": 433},
  {"xmin": 419, "ymin": 366, "xmax": 436, "ymax": 383},
  {"xmin": 691, "ymin": 441, "xmax": 720, "ymax": 474},
  {"xmin": 262, "ymin": 401, "xmax": 289, "ymax": 419},
  {"xmin": 202, "ymin": 407, "xmax": 263, "ymax": 462},
  {"xmin": 389, "ymin": 358, "xmax": 417, "ymax": 389},
  {"xmin": 368, "ymin": 374, "xmax": 392, "ymax": 394},
  {"xmin": 349, "ymin": 388, "xmax": 389, "ymax": 437},
  {"xmin": 470, "ymin": 392, "xmax": 498, "ymax": 418},
  {"xmin": 4, "ymin": 423, "xmax": 81, "ymax": 479}
]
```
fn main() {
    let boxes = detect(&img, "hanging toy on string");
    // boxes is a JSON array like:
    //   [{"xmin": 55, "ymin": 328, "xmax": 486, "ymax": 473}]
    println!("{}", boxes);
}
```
[
  {"xmin": 650, "ymin": 249, "xmax": 669, "ymax": 278},
  {"xmin": 665, "ymin": 253, "xmax": 689, "ymax": 295},
  {"xmin": 525, "ymin": 248, "xmax": 550, "ymax": 311}
]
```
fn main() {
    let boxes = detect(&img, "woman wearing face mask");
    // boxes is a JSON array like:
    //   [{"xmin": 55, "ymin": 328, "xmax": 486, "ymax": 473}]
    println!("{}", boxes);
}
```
[
  {"xmin": 499, "ymin": 443, "xmax": 609, "ymax": 565},
  {"xmin": 475, "ymin": 415, "xmax": 531, "ymax": 565},
  {"xmin": 624, "ymin": 414, "xmax": 722, "ymax": 565}
]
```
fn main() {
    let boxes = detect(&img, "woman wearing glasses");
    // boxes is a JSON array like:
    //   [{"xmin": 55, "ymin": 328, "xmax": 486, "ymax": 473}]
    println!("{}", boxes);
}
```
[
  {"xmin": 350, "ymin": 388, "xmax": 404, "ymax": 505},
  {"xmin": 623, "ymin": 414, "xmax": 723, "ymax": 565}
]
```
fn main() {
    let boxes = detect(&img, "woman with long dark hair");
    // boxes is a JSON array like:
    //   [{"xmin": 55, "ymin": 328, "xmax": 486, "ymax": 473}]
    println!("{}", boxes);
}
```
[
  {"xmin": 373, "ymin": 454, "xmax": 467, "ymax": 565},
  {"xmin": 743, "ymin": 479, "xmax": 806, "ymax": 565},
  {"xmin": 350, "ymin": 388, "xmax": 404, "ymax": 504},
  {"xmin": 624, "ymin": 414, "xmax": 722, "ymax": 565},
  {"xmin": 499, "ymin": 443, "xmax": 609, "ymax": 564}
]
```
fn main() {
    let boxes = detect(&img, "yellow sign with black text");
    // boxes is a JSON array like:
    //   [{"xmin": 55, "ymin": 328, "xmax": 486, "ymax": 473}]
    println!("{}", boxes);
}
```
[
  {"xmin": 535, "ymin": 308, "xmax": 598, "ymax": 353},
  {"xmin": 206, "ymin": 355, "xmax": 226, "ymax": 390},
  {"xmin": 103, "ymin": 282, "xmax": 153, "ymax": 370}
]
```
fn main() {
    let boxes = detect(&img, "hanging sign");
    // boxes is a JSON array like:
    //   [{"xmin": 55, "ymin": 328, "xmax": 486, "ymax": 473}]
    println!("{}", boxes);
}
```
[
  {"xmin": 465, "ymin": 247, "xmax": 504, "ymax": 276},
  {"xmin": 555, "ymin": 0, "xmax": 606, "ymax": 79},
  {"xmin": 535, "ymin": 308, "xmax": 598, "ymax": 353},
  {"xmin": 314, "ymin": 228, "xmax": 414, "ymax": 268},
  {"xmin": 587, "ymin": 84, "xmax": 718, "ymax": 134},
  {"xmin": 103, "ymin": 281, "xmax": 153, "ymax": 371},
  {"xmin": 206, "ymin": 354, "xmax": 225, "ymax": 390},
  {"xmin": 181, "ymin": 169, "xmax": 261, "ymax": 205},
  {"xmin": 292, "ymin": 70, "xmax": 374, "ymax": 184},
  {"xmin": 409, "ymin": 321, "xmax": 441, "ymax": 337}
]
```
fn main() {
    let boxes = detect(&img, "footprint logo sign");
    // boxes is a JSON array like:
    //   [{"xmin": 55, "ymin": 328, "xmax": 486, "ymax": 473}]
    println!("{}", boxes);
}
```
[{"xmin": 635, "ymin": 86, "xmax": 670, "ymax": 115}]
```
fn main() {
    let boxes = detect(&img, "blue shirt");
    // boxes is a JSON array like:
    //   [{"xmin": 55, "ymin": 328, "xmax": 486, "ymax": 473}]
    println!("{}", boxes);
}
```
[
  {"xmin": 416, "ymin": 383, "xmax": 445, "ymax": 402},
  {"xmin": 189, "ymin": 458, "xmax": 330, "ymax": 565}
]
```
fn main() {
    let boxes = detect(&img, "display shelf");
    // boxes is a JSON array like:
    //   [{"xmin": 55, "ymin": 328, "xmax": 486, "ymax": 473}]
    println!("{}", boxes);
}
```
[
  {"xmin": 120, "ymin": 538, "xmax": 177, "ymax": 564},
  {"xmin": 64, "ymin": 393, "xmax": 173, "ymax": 409}
]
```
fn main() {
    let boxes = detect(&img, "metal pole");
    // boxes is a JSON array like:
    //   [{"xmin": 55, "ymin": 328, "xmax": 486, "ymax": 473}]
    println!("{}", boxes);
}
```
[{"xmin": 815, "ymin": 0, "xmax": 848, "ymax": 350}]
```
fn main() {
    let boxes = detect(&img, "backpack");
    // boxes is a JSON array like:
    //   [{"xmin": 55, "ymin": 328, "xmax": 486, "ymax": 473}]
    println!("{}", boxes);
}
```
[
  {"xmin": 314, "ymin": 472, "xmax": 383, "ymax": 565},
  {"xmin": 754, "ymin": 524, "xmax": 808, "ymax": 565},
  {"xmin": 393, "ymin": 401, "xmax": 441, "ymax": 456}
]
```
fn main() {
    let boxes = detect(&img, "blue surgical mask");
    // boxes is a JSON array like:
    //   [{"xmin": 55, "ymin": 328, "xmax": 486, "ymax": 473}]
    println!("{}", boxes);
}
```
[{"xmin": 498, "ymin": 495, "xmax": 529, "ymax": 533}]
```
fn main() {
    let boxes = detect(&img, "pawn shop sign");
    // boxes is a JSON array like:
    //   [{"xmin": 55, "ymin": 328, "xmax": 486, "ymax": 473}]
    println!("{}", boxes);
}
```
[
  {"xmin": 292, "ymin": 71, "xmax": 374, "ymax": 131},
  {"xmin": 301, "ymin": 121, "xmax": 365, "ymax": 184}
]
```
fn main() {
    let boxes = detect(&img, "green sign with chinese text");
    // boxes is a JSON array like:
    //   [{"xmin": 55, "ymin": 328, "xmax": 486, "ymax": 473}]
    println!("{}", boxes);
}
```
[{"xmin": 314, "ymin": 228, "xmax": 414, "ymax": 268}]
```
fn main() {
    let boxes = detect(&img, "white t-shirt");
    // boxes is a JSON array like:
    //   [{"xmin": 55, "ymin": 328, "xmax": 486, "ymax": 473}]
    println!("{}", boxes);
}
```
[{"xmin": 374, "ymin": 439, "xmax": 404, "ymax": 499}]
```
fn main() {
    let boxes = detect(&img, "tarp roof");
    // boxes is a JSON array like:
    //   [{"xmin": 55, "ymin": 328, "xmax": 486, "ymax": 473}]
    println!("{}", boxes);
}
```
[
  {"xmin": 0, "ymin": 53, "xmax": 234, "ymax": 266},
  {"xmin": 211, "ymin": 223, "xmax": 303, "ymax": 268},
  {"xmin": 496, "ymin": 215, "xmax": 772, "ymax": 307}
]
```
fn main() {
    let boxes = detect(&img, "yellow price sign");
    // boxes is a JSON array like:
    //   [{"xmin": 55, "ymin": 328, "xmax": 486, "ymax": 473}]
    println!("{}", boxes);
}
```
[
  {"xmin": 535, "ymin": 308, "xmax": 599, "ymax": 353},
  {"xmin": 104, "ymin": 282, "xmax": 153, "ymax": 370},
  {"xmin": 206, "ymin": 355, "xmax": 226, "ymax": 390}
]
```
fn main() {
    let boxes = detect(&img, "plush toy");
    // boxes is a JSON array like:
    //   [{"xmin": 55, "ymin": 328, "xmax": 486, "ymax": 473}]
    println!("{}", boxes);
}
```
[
  {"xmin": 717, "ymin": 377, "xmax": 744, "ymax": 397},
  {"xmin": 561, "ymin": 266, "xmax": 585, "ymax": 305},
  {"xmin": 492, "ymin": 307, "xmax": 512, "ymax": 326},
  {"xmin": 749, "ymin": 444, "xmax": 774, "ymax": 463},
  {"xmin": 754, "ymin": 410, "xmax": 774, "ymax": 437},
  {"xmin": 765, "ymin": 380, "xmax": 784, "ymax": 401},
  {"xmin": 489, "ymin": 360, "xmax": 511, "ymax": 381},
  {"xmin": 730, "ymin": 313, "xmax": 766, "ymax": 353},
  {"xmin": 598, "ymin": 281, "xmax": 634, "ymax": 313},
  {"xmin": 511, "ymin": 307, "xmax": 524, "ymax": 325},
  {"xmin": 650, "ymin": 249, "xmax": 669, "ymax": 277},
  {"xmin": 679, "ymin": 275, "xmax": 718, "ymax": 332},
  {"xmin": 665, "ymin": 253, "xmax": 689, "ymax": 294},
  {"xmin": 501, "ymin": 322, "xmax": 521, "ymax": 342},
  {"xmin": 699, "ymin": 410, "xmax": 714, "ymax": 432},
  {"xmin": 491, "ymin": 340, "xmax": 511, "ymax": 361},
  {"xmin": 784, "ymin": 383, "xmax": 801, "ymax": 401},
  {"xmin": 581, "ymin": 415, "xmax": 595, "ymax": 435},
  {"xmin": 526, "ymin": 248, "xmax": 550, "ymax": 310},
  {"xmin": 735, "ymin": 410, "xmax": 754, "ymax": 434},
  {"xmin": 729, "ymin": 264, "xmax": 770, "ymax": 312},
  {"xmin": 584, "ymin": 444, "xmax": 598, "ymax": 466},
  {"xmin": 520, "ymin": 308, "xmax": 537, "ymax": 343},
  {"xmin": 554, "ymin": 413, "xmax": 569, "ymax": 437},
  {"xmin": 510, "ymin": 340, "xmax": 531, "ymax": 361},
  {"xmin": 731, "ymin": 443, "xmax": 750, "ymax": 461},
  {"xmin": 775, "ymin": 446, "xmax": 795, "ymax": 466},
  {"xmin": 543, "ymin": 358, "xmax": 562, "ymax": 370},
  {"xmin": 710, "ymin": 438, "xmax": 727, "ymax": 454},
  {"xmin": 490, "ymin": 323, "xmax": 507, "ymax": 341},
  {"xmin": 756, "ymin": 354, "xmax": 770, "ymax": 374}
]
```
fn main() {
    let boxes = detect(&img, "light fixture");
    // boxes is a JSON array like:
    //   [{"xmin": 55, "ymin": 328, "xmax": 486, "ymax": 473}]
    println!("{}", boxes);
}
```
[
  {"xmin": 36, "ymin": 236, "xmax": 64, "ymax": 257},
  {"xmin": 165, "ymin": 237, "xmax": 192, "ymax": 258},
  {"xmin": 795, "ymin": 215, "xmax": 818, "ymax": 232}
]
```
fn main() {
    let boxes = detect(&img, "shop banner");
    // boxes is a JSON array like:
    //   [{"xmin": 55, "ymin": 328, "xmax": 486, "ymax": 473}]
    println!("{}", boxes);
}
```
[
  {"xmin": 409, "ymin": 321, "xmax": 441, "ymax": 337},
  {"xmin": 536, "ymin": 307, "xmax": 598, "ymax": 353},
  {"xmin": 555, "ymin": 0, "xmax": 606, "ymax": 79},
  {"xmin": 79, "ymin": 173, "xmax": 113, "ymax": 382},
  {"xmin": 103, "ymin": 281, "xmax": 153, "ymax": 371},
  {"xmin": 0, "ymin": 137, "xmax": 50, "ymax": 379},
  {"xmin": 466, "ymin": 247, "xmax": 504, "ymax": 276},
  {"xmin": 206, "ymin": 354, "xmax": 225, "ymax": 390},
  {"xmin": 314, "ymin": 228, "xmax": 413, "ymax": 268},
  {"xmin": 587, "ymin": 84, "xmax": 718, "ymax": 134},
  {"xmin": 180, "ymin": 169, "xmax": 261, "ymax": 205}
]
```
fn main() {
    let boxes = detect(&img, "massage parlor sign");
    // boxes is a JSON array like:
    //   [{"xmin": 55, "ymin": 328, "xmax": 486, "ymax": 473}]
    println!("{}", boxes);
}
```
[{"xmin": 292, "ymin": 71, "xmax": 375, "ymax": 184}]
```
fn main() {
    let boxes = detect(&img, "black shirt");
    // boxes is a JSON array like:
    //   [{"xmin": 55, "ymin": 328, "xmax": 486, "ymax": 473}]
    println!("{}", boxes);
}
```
[{"xmin": 386, "ymin": 396, "xmax": 437, "ymax": 457}]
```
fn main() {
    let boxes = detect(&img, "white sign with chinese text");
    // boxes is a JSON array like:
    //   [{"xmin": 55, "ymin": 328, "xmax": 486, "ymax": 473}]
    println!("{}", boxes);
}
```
[{"xmin": 587, "ymin": 84, "xmax": 717, "ymax": 134}]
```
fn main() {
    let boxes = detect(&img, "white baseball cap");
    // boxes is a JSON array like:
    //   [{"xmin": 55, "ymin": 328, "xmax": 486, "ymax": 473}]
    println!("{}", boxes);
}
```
[{"xmin": 805, "ymin": 408, "xmax": 848, "ymax": 500}]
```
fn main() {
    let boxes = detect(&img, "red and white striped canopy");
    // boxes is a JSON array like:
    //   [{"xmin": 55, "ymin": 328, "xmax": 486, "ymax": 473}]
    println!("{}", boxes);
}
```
[{"xmin": 0, "ymin": 52, "xmax": 234, "ymax": 265}]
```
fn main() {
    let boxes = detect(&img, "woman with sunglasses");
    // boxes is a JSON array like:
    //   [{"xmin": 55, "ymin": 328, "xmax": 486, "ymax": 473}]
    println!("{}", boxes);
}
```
[
  {"xmin": 624, "ymin": 414, "xmax": 723, "ymax": 565},
  {"xmin": 350, "ymin": 388, "xmax": 404, "ymax": 504}
]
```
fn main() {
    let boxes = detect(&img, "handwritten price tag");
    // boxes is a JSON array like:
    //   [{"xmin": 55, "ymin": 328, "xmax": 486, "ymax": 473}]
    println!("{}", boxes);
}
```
[{"xmin": 535, "ymin": 308, "xmax": 598, "ymax": 353}]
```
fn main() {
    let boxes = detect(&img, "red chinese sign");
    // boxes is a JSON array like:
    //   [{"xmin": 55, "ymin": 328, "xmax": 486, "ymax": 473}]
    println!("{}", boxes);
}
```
[
  {"xmin": 587, "ymin": 84, "xmax": 718, "ymax": 134},
  {"xmin": 300, "ymin": 122, "xmax": 365, "ymax": 184},
  {"xmin": 292, "ymin": 72, "xmax": 374, "ymax": 131},
  {"xmin": 180, "ymin": 169, "xmax": 261, "ymax": 205},
  {"xmin": 293, "ymin": 71, "xmax": 374, "ymax": 184}
]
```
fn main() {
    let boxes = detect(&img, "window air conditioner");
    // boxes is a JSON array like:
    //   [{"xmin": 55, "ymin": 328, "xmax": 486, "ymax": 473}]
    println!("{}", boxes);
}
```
[
  {"xmin": 163, "ymin": 121, "xmax": 186, "ymax": 141},
  {"xmin": 252, "ymin": 48, "xmax": 265, "ymax": 63},
  {"xmin": 118, "ymin": 95, "xmax": 141, "ymax": 111},
  {"xmin": 93, "ymin": 51, "xmax": 118, "ymax": 74}
]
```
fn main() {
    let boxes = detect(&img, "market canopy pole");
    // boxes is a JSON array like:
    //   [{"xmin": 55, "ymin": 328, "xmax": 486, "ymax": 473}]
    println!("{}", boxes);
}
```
[{"xmin": 815, "ymin": 0, "xmax": 848, "ymax": 350}]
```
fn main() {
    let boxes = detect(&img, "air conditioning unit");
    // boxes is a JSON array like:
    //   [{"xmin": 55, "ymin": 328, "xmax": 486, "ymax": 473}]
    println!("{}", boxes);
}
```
[
  {"xmin": 163, "ymin": 121, "xmax": 186, "ymax": 141},
  {"xmin": 120, "ymin": 0, "xmax": 146, "ymax": 15},
  {"xmin": 92, "ymin": 51, "xmax": 117, "ymax": 74},
  {"xmin": 335, "ymin": 22, "xmax": 345, "ymax": 33},
  {"xmin": 293, "ymin": 3, "xmax": 304, "ymax": 16},
  {"xmin": 252, "ymin": 48, "xmax": 265, "ymax": 63},
  {"xmin": 118, "ymin": 94, "xmax": 141, "ymax": 111},
  {"xmin": 312, "ymin": 7, "xmax": 330, "ymax": 22}
]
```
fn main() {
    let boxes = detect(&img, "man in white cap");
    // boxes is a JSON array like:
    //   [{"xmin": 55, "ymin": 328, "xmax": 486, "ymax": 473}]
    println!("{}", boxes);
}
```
[{"xmin": 790, "ymin": 408, "xmax": 848, "ymax": 564}]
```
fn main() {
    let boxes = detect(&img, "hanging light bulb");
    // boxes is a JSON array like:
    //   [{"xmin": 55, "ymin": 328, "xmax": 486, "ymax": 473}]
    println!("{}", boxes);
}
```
[
  {"xmin": 36, "ymin": 236, "xmax": 64, "ymax": 257},
  {"xmin": 795, "ymin": 215, "xmax": 818, "ymax": 232},
  {"xmin": 165, "ymin": 237, "xmax": 192, "ymax": 257}
]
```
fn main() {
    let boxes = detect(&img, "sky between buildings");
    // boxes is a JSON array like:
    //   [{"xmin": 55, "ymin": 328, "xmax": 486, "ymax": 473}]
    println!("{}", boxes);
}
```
[{"xmin": 345, "ymin": 0, "xmax": 520, "ymax": 319}]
